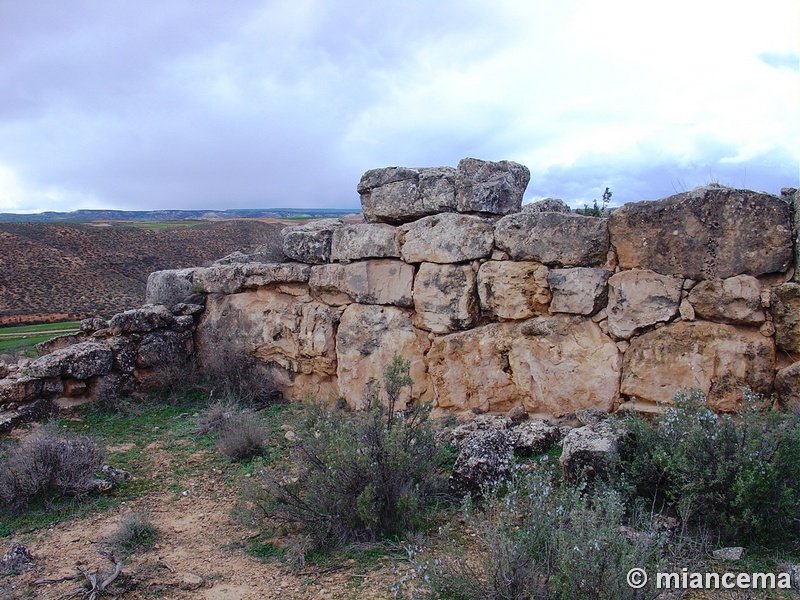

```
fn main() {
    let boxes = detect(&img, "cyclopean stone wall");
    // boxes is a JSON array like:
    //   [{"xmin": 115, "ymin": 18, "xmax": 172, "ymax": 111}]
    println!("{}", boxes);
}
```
[{"xmin": 2, "ymin": 157, "xmax": 799, "ymax": 426}]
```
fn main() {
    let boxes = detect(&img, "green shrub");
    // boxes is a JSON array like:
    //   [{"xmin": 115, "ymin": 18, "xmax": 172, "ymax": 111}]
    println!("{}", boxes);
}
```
[
  {"xmin": 242, "ymin": 356, "xmax": 448, "ymax": 551},
  {"xmin": 0, "ymin": 423, "xmax": 105, "ymax": 514},
  {"xmin": 104, "ymin": 511, "xmax": 158, "ymax": 555},
  {"xmin": 418, "ymin": 465, "xmax": 669, "ymax": 600},
  {"xmin": 216, "ymin": 412, "xmax": 267, "ymax": 461},
  {"xmin": 618, "ymin": 389, "xmax": 800, "ymax": 546}
]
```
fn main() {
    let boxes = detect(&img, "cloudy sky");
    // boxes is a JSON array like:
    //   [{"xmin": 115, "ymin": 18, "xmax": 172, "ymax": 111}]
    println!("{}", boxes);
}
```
[{"xmin": 0, "ymin": 0, "xmax": 797, "ymax": 213}]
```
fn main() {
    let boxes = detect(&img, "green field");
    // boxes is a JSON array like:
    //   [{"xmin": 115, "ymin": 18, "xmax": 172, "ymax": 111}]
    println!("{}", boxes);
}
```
[{"xmin": 0, "ymin": 320, "xmax": 81, "ymax": 357}]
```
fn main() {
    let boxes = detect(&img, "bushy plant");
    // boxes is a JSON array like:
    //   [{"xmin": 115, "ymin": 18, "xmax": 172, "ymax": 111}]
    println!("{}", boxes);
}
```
[
  {"xmin": 242, "ymin": 356, "xmax": 448, "ymax": 551},
  {"xmin": 0, "ymin": 423, "xmax": 105, "ymax": 513},
  {"xmin": 216, "ymin": 412, "xmax": 267, "ymax": 461},
  {"xmin": 104, "ymin": 511, "xmax": 158, "ymax": 555},
  {"xmin": 419, "ymin": 465, "xmax": 668, "ymax": 600},
  {"xmin": 618, "ymin": 389, "xmax": 800, "ymax": 546}
]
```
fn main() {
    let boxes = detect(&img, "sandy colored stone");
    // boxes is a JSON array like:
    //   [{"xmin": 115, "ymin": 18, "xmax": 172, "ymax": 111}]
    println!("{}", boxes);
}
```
[
  {"xmin": 358, "ymin": 166, "xmax": 457, "ymax": 224},
  {"xmin": 428, "ymin": 316, "xmax": 620, "ymax": 417},
  {"xmin": 770, "ymin": 282, "xmax": 800, "ymax": 353},
  {"xmin": 477, "ymin": 261, "xmax": 551, "ymax": 320},
  {"xmin": 330, "ymin": 223, "xmax": 400, "ymax": 261},
  {"xmin": 547, "ymin": 267, "xmax": 610, "ymax": 316},
  {"xmin": 687, "ymin": 275, "xmax": 764, "ymax": 325},
  {"xmin": 195, "ymin": 288, "xmax": 342, "ymax": 401},
  {"xmin": 412, "ymin": 262, "xmax": 478, "ymax": 333},
  {"xmin": 620, "ymin": 321, "xmax": 775, "ymax": 411},
  {"xmin": 607, "ymin": 270, "xmax": 682, "ymax": 339},
  {"xmin": 494, "ymin": 212, "xmax": 609, "ymax": 267},
  {"xmin": 774, "ymin": 361, "xmax": 800, "ymax": 411},
  {"xmin": 609, "ymin": 186, "xmax": 792, "ymax": 279},
  {"xmin": 309, "ymin": 260, "xmax": 414, "ymax": 307},
  {"xmin": 399, "ymin": 213, "xmax": 495, "ymax": 263},
  {"xmin": 336, "ymin": 304, "xmax": 431, "ymax": 409}
]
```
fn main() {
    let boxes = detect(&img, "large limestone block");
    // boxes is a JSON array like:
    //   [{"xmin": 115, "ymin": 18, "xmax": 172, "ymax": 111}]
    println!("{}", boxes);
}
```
[
  {"xmin": 609, "ymin": 186, "xmax": 792, "ymax": 279},
  {"xmin": 477, "ymin": 261, "xmax": 551, "ymax": 320},
  {"xmin": 192, "ymin": 262, "xmax": 310, "ymax": 294},
  {"xmin": 413, "ymin": 263, "xmax": 478, "ymax": 333},
  {"xmin": 428, "ymin": 316, "xmax": 621, "ymax": 416},
  {"xmin": 25, "ymin": 342, "xmax": 113, "ymax": 380},
  {"xmin": 774, "ymin": 361, "xmax": 800, "ymax": 411},
  {"xmin": 336, "ymin": 304, "xmax": 431, "ymax": 409},
  {"xmin": 494, "ymin": 212, "xmax": 609, "ymax": 267},
  {"xmin": 620, "ymin": 321, "xmax": 775, "ymax": 411},
  {"xmin": 330, "ymin": 223, "xmax": 400, "ymax": 261},
  {"xmin": 195, "ymin": 289, "xmax": 343, "ymax": 400},
  {"xmin": 281, "ymin": 218, "xmax": 344, "ymax": 264},
  {"xmin": 136, "ymin": 331, "xmax": 193, "ymax": 368},
  {"xmin": 607, "ymin": 270, "xmax": 682, "ymax": 339},
  {"xmin": 108, "ymin": 305, "xmax": 176, "ymax": 334},
  {"xmin": 522, "ymin": 198, "xmax": 572, "ymax": 214},
  {"xmin": 399, "ymin": 213, "xmax": 494, "ymax": 263},
  {"xmin": 771, "ymin": 282, "xmax": 800, "ymax": 353},
  {"xmin": 146, "ymin": 268, "xmax": 198, "ymax": 306},
  {"xmin": 455, "ymin": 158, "xmax": 530, "ymax": 215},
  {"xmin": 548, "ymin": 267, "xmax": 611, "ymax": 316},
  {"xmin": 687, "ymin": 275, "xmax": 764, "ymax": 325},
  {"xmin": 309, "ymin": 260, "xmax": 414, "ymax": 307},
  {"xmin": 358, "ymin": 166, "xmax": 457, "ymax": 224}
]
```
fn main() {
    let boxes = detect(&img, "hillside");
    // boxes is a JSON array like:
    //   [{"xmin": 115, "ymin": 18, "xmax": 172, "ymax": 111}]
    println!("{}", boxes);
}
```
[{"xmin": 0, "ymin": 220, "xmax": 286, "ymax": 323}]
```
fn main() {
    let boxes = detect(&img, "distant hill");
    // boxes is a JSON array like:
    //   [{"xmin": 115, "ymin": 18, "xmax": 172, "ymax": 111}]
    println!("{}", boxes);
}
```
[
  {"xmin": 0, "ymin": 219, "xmax": 289, "ymax": 323},
  {"xmin": 0, "ymin": 208, "xmax": 356, "ymax": 223}
]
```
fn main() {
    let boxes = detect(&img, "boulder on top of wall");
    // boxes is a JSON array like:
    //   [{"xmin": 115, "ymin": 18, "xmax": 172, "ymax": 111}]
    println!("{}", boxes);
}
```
[
  {"xmin": 412, "ymin": 262, "xmax": 479, "ymax": 333},
  {"xmin": 399, "ymin": 213, "xmax": 495, "ymax": 263},
  {"xmin": 358, "ymin": 166, "xmax": 457, "ymax": 224},
  {"xmin": 146, "ymin": 268, "xmax": 198, "ymax": 306},
  {"xmin": 335, "ymin": 304, "xmax": 431, "ymax": 410},
  {"xmin": 428, "ymin": 316, "xmax": 620, "ymax": 416},
  {"xmin": 213, "ymin": 242, "xmax": 286, "ymax": 265},
  {"xmin": 606, "ymin": 270, "xmax": 682, "ymax": 339},
  {"xmin": 477, "ymin": 261, "xmax": 551, "ymax": 320},
  {"xmin": 35, "ymin": 333, "xmax": 88, "ymax": 357},
  {"xmin": 309, "ymin": 260, "xmax": 414, "ymax": 307},
  {"xmin": 609, "ymin": 186, "xmax": 792, "ymax": 279},
  {"xmin": 687, "ymin": 275, "xmax": 764, "ymax": 325},
  {"xmin": 281, "ymin": 218, "xmax": 344, "ymax": 264},
  {"xmin": 771, "ymin": 282, "xmax": 800, "ymax": 354},
  {"xmin": 330, "ymin": 223, "xmax": 401, "ymax": 261},
  {"xmin": 455, "ymin": 158, "xmax": 530, "ymax": 215},
  {"xmin": 24, "ymin": 342, "xmax": 113, "ymax": 380},
  {"xmin": 191, "ymin": 262, "xmax": 310, "ymax": 294},
  {"xmin": 547, "ymin": 267, "xmax": 611, "ymax": 316},
  {"xmin": 108, "ymin": 305, "xmax": 176, "ymax": 334},
  {"xmin": 494, "ymin": 212, "xmax": 609, "ymax": 267},
  {"xmin": 522, "ymin": 198, "xmax": 572, "ymax": 214},
  {"xmin": 620, "ymin": 321, "xmax": 775, "ymax": 412}
]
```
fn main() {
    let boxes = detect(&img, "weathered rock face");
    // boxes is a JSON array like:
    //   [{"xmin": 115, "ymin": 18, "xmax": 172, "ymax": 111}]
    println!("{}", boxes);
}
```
[
  {"xmin": 146, "ymin": 268, "xmax": 198, "ymax": 306},
  {"xmin": 477, "ymin": 261, "xmax": 551, "ymax": 320},
  {"xmin": 606, "ymin": 270, "xmax": 683, "ymax": 339},
  {"xmin": 548, "ymin": 267, "xmax": 611, "ymax": 316},
  {"xmin": 399, "ymin": 213, "xmax": 495, "ymax": 263},
  {"xmin": 190, "ymin": 263, "xmax": 311, "ymax": 295},
  {"xmin": 195, "ymin": 288, "xmax": 342, "ymax": 400},
  {"xmin": 335, "ymin": 304, "xmax": 431, "ymax": 409},
  {"xmin": 494, "ymin": 212, "xmax": 609, "ymax": 267},
  {"xmin": 688, "ymin": 275, "xmax": 764, "ymax": 325},
  {"xmin": 523, "ymin": 198, "xmax": 571, "ymax": 214},
  {"xmin": 774, "ymin": 361, "xmax": 800, "ymax": 410},
  {"xmin": 358, "ymin": 166, "xmax": 457, "ymax": 224},
  {"xmin": 454, "ymin": 158, "xmax": 530, "ymax": 215},
  {"xmin": 136, "ymin": 331, "xmax": 193, "ymax": 369},
  {"xmin": 330, "ymin": 223, "xmax": 400, "ymax": 261},
  {"xmin": 428, "ymin": 316, "xmax": 620, "ymax": 416},
  {"xmin": 560, "ymin": 421, "xmax": 620, "ymax": 484},
  {"xmin": 412, "ymin": 263, "xmax": 478, "ymax": 333},
  {"xmin": 609, "ymin": 186, "xmax": 792, "ymax": 279},
  {"xmin": 309, "ymin": 260, "xmax": 414, "ymax": 307},
  {"xmin": 449, "ymin": 428, "xmax": 513, "ymax": 496},
  {"xmin": 771, "ymin": 283, "xmax": 800, "ymax": 353},
  {"xmin": 281, "ymin": 219, "xmax": 344, "ymax": 264},
  {"xmin": 24, "ymin": 342, "xmax": 113, "ymax": 380},
  {"xmin": 109, "ymin": 305, "xmax": 176, "ymax": 334},
  {"xmin": 620, "ymin": 321, "xmax": 775, "ymax": 411}
]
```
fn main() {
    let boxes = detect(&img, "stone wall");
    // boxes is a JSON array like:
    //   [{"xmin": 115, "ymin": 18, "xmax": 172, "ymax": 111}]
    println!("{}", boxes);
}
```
[{"xmin": 2, "ymin": 158, "xmax": 799, "ymax": 425}]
